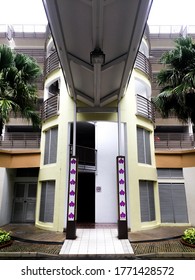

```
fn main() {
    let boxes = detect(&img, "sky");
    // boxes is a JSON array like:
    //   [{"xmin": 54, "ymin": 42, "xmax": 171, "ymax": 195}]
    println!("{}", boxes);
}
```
[
  {"xmin": 0, "ymin": 0, "xmax": 195, "ymax": 26},
  {"xmin": 148, "ymin": 0, "xmax": 195, "ymax": 26},
  {"xmin": 0, "ymin": 0, "xmax": 47, "ymax": 25}
]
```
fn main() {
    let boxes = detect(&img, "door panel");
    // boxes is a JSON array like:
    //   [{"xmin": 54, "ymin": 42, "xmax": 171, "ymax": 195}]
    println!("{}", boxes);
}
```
[
  {"xmin": 12, "ymin": 202, "xmax": 24, "ymax": 222},
  {"xmin": 12, "ymin": 182, "xmax": 37, "ymax": 223},
  {"xmin": 25, "ymin": 202, "xmax": 36, "ymax": 221},
  {"xmin": 77, "ymin": 173, "xmax": 95, "ymax": 223}
]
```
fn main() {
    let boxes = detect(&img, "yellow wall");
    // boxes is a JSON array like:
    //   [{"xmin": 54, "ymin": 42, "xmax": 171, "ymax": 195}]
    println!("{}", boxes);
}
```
[
  {"xmin": 36, "ymin": 69, "xmax": 75, "ymax": 231},
  {"xmin": 120, "ymin": 71, "xmax": 159, "ymax": 231},
  {"xmin": 37, "ymin": 65, "xmax": 159, "ymax": 232}
]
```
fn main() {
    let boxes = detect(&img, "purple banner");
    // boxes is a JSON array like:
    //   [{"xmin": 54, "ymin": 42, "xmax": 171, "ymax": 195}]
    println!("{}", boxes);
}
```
[
  {"xmin": 67, "ymin": 157, "xmax": 77, "ymax": 221},
  {"xmin": 117, "ymin": 156, "xmax": 127, "ymax": 221}
]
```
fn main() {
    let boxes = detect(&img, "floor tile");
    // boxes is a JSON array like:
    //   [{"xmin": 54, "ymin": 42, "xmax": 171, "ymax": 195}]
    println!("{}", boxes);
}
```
[{"xmin": 60, "ymin": 227, "xmax": 134, "ymax": 255}]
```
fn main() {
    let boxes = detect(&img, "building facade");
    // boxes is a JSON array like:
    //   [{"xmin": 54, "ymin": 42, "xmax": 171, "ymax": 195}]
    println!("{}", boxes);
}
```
[
  {"xmin": 36, "ymin": 26, "xmax": 158, "ymax": 233},
  {"xmin": 0, "ymin": 24, "xmax": 44, "ymax": 225},
  {"xmin": 0, "ymin": 23, "xmax": 195, "ymax": 235},
  {"xmin": 151, "ymin": 25, "xmax": 195, "ymax": 226}
]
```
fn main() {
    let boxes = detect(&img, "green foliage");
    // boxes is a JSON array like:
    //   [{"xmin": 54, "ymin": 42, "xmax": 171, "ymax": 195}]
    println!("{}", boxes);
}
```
[
  {"xmin": 152, "ymin": 37, "xmax": 195, "ymax": 124},
  {"xmin": 0, "ymin": 229, "xmax": 11, "ymax": 244},
  {"xmin": 182, "ymin": 227, "xmax": 195, "ymax": 245},
  {"xmin": 0, "ymin": 44, "xmax": 42, "ymax": 129}
]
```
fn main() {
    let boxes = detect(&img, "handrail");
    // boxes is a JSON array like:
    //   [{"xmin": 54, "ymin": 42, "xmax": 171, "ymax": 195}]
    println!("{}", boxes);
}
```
[
  {"xmin": 0, "ymin": 132, "xmax": 41, "ymax": 149},
  {"xmin": 154, "ymin": 132, "xmax": 195, "ymax": 150},
  {"xmin": 45, "ymin": 50, "xmax": 60, "ymax": 75},
  {"xmin": 135, "ymin": 51, "xmax": 152, "ymax": 79},
  {"xmin": 41, "ymin": 94, "xmax": 59, "ymax": 121},
  {"xmin": 136, "ymin": 94, "xmax": 155, "ymax": 123},
  {"xmin": 69, "ymin": 144, "xmax": 97, "ymax": 170}
]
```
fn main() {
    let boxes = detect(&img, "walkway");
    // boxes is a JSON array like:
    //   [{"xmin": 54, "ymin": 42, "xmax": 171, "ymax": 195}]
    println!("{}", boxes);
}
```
[{"xmin": 60, "ymin": 227, "xmax": 133, "ymax": 255}]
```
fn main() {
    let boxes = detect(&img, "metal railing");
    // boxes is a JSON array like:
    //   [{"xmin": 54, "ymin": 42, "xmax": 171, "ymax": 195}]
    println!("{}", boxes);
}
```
[
  {"xmin": 136, "ymin": 94, "xmax": 155, "ymax": 123},
  {"xmin": 154, "ymin": 133, "xmax": 195, "ymax": 150},
  {"xmin": 154, "ymin": 110, "xmax": 178, "ymax": 119},
  {"xmin": 135, "ymin": 51, "xmax": 152, "ymax": 79},
  {"xmin": 41, "ymin": 94, "xmax": 59, "ymax": 121},
  {"xmin": 45, "ymin": 51, "xmax": 60, "ymax": 75},
  {"xmin": 149, "ymin": 25, "xmax": 184, "ymax": 36},
  {"xmin": 70, "ymin": 145, "xmax": 97, "ymax": 171},
  {"xmin": 0, "ymin": 132, "xmax": 41, "ymax": 149}
]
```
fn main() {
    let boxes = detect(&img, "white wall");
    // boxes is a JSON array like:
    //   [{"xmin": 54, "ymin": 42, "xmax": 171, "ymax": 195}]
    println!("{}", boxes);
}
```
[
  {"xmin": 0, "ymin": 168, "xmax": 15, "ymax": 226},
  {"xmin": 183, "ymin": 167, "xmax": 195, "ymax": 226},
  {"xmin": 95, "ymin": 122, "xmax": 120, "ymax": 223}
]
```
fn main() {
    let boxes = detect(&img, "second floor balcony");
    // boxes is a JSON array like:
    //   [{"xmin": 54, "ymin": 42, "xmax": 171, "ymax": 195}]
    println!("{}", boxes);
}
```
[
  {"xmin": 135, "ymin": 51, "xmax": 152, "ymax": 79},
  {"xmin": 136, "ymin": 94, "xmax": 155, "ymax": 123},
  {"xmin": 154, "ymin": 133, "xmax": 195, "ymax": 150},
  {"xmin": 45, "ymin": 50, "xmax": 60, "ymax": 76},
  {"xmin": 0, "ymin": 132, "xmax": 41, "ymax": 149},
  {"xmin": 69, "ymin": 144, "xmax": 97, "ymax": 171},
  {"xmin": 41, "ymin": 94, "xmax": 59, "ymax": 121}
]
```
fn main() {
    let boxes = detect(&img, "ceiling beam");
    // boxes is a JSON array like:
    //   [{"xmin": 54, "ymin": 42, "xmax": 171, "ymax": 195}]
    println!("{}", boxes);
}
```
[
  {"xmin": 68, "ymin": 53, "xmax": 93, "ymax": 72},
  {"xmin": 92, "ymin": 0, "xmax": 104, "ymax": 49},
  {"xmin": 102, "ymin": 53, "xmax": 128, "ymax": 71},
  {"xmin": 77, "ymin": 107, "xmax": 118, "ymax": 113},
  {"xmin": 75, "ymin": 89, "xmax": 94, "ymax": 107}
]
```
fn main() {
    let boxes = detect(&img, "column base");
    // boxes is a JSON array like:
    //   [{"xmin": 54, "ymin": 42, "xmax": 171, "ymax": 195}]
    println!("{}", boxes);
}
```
[
  {"xmin": 66, "ymin": 221, "xmax": 77, "ymax": 239},
  {"xmin": 118, "ymin": 220, "xmax": 128, "ymax": 239}
]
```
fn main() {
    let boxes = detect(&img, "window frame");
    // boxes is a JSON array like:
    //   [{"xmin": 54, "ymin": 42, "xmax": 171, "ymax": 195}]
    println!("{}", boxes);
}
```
[
  {"xmin": 39, "ymin": 180, "xmax": 55, "ymax": 223},
  {"xmin": 44, "ymin": 126, "xmax": 58, "ymax": 165},
  {"xmin": 139, "ymin": 180, "xmax": 155, "ymax": 222},
  {"xmin": 137, "ymin": 126, "xmax": 151, "ymax": 164}
]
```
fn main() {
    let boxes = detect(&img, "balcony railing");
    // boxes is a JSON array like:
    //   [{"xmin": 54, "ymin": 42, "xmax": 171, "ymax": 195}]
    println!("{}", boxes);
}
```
[
  {"xmin": 41, "ymin": 94, "xmax": 59, "ymax": 121},
  {"xmin": 70, "ymin": 145, "xmax": 97, "ymax": 171},
  {"xmin": 45, "ymin": 51, "xmax": 60, "ymax": 75},
  {"xmin": 136, "ymin": 94, "xmax": 155, "ymax": 123},
  {"xmin": 0, "ymin": 133, "xmax": 41, "ymax": 149},
  {"xmin": 154, "ymin": 133, "xmax": 195, "ymax": 150},
  {"xmin": 135, "ymin": 51, "xmax": 152, "ymax": 79}
]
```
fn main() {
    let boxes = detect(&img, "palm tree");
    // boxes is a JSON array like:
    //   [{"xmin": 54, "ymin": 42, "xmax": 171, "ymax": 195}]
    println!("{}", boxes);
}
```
[
  {"xmin": 153, "ymin": 37, "xmax": 195, "ymax": 124},
  {"xmin": 0, "ymin": 44, "xmax": 41, "ymax": 133}
]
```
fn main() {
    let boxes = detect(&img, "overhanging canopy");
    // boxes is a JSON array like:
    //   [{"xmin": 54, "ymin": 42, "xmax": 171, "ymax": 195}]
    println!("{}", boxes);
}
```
[{"xmin": 43, "ymin": 0, "xmax": 153, "ymax": 108}]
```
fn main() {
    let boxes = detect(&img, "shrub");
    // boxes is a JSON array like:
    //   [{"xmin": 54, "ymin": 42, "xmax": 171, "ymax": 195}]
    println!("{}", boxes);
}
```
[
  {"xmin": 182, "ymin": 228, "xmax": 195, "ymax": 245},
  {"xmin": 0, "ymin": 229, "xmax": 11, "ymax": 244}
]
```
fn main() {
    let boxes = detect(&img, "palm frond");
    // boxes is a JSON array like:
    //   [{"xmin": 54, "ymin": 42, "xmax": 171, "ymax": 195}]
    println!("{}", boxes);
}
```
[
  {"xmin": 0, "ymin": 44, "xmax": 41, "ymax": 128},
  {"xmin": 155, "ymin": 36, "xmax": 195, "ymax": 124}
]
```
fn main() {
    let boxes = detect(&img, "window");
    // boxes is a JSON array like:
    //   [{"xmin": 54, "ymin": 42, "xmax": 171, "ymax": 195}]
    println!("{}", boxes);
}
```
[
  {"xmin": 39, "ymin": 181, "xmax": 55, "ymax": 223},
  {"xmin": 44, "ymin": 126, "xmax": 58, "ymax": 164},
  {"xmin": 159, "ymin": 183, "xmax": 188, "ymax": 223},
  {"xmin": 139, "ymin": 181, "xmax": 155, "ymax": 222},
  {"xmin": 157, "ymin": 168, "xmax": 188, "ymax": 223},
  {"xmin": 137, "ymin": 127, "xmax": 151, "ymax": 164},
  {"xmin": 157, "ymin": 168, "xmax": 183, "ymax": 179}
]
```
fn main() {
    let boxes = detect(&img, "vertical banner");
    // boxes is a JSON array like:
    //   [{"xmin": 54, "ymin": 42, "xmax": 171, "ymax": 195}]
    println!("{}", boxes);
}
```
[
  {"xmin": 66, "ymin": 156, "xmax": 78, "ymax": 239},
  {"xmin": 116, "ymin": 156, "xmax": 128, "ymax": 239}
]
